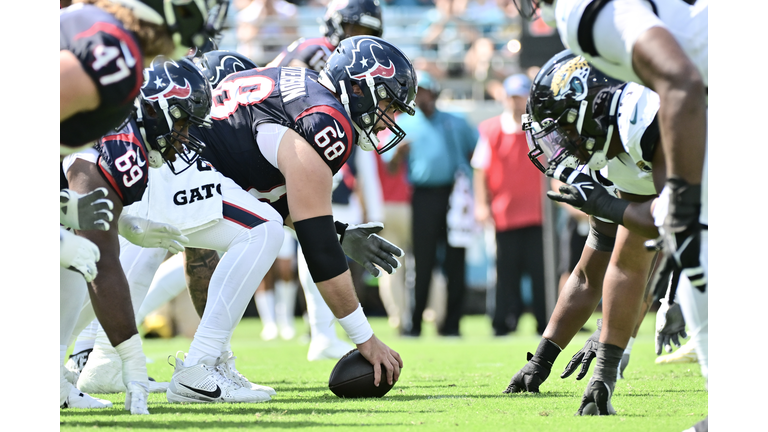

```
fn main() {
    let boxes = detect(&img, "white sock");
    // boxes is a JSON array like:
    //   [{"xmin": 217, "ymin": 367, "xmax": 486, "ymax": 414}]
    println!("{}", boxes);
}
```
[
  {"xmin": 624, "ymin": 337, "xmax": 635, "ymax": 354},
  {"xmin": 135, "ymin": 252, "xmax": 187, "ymax": 324},
  {"xmin": 72, "ymin": 319, "xmax": 100, "ymax": 355},
  {"xmin": 185, "ymin": 326, "xmax": 231, "ymax": 366},
  {"xmin": 274, "ymin": 280, "xmax": 298, "ymax": 331},
  {"xmin": 297, "ymin": 245, "xmax": 339, "ymax": 342},
  {"xmin": 255, "ymin": 289, "xmax": 276, "ymax": 328},
  {"xmin": 60, "ymin": 267, "xmax": 89, "ymax": 351}
]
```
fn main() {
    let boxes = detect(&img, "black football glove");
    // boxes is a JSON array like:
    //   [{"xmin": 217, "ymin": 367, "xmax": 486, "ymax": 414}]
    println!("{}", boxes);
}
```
[
  {"xmin": 655, "ymin": 177, "xmax": 707, "ymax": 293},
  {"xmin": 576, "ymin": 342, "xmax": 622, "ymax": 416},
  {"xmin": 545, "ymin": 166, "xmax": 629, "ymax": 224},
  {"xmin": 339, "ymin": 222, "xmax": 404, "ymax": 278},
  {"xmin": 577, "ymin": 378, "xmax": 617, "ymax": 416},
  {"xmin": 561, "ymin": 319, "xmax": 601, "ymax": 380},
  {"xmin": 503, "ymin": 339, "xmax": 561, "ymax": 394}
]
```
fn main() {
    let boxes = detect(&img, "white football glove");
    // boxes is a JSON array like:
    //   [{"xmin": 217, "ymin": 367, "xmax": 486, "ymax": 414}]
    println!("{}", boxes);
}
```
[
  {"xmin": 60, "ymin": 227, "xmax": 100, "ymax": 282},
  {"xmin": 60, "ymin": 187, "xmax": 114, "ymax": 231},
  {"xmin": 117, "ymin": 215, "xmax": 188, "ymax": 254}
]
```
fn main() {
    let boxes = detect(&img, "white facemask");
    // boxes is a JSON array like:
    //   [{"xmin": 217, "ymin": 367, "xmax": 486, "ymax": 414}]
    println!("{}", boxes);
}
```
[{"xmin": 539, "ymin": 1, "xmax": 557, "ymax": 28}]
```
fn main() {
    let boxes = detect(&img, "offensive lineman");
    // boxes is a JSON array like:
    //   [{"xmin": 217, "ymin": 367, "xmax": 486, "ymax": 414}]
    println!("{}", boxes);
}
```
[{"xmin": 184, "ymin": 36, "xmax": 418, "ymax": 391}]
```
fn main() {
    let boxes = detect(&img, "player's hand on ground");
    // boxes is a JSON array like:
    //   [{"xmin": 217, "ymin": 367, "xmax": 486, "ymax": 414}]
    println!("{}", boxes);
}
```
[
  {"xmin": 356, "ymin": 334, "xmax": 403, "ymax": 387},
  {"xmin": 60, "ymin": 187, "xmax": 114, "ymax": 231},
  {"xmin": 118, "ymin": 215, "xmax": 189, "ymax": 254},
  {"xmin": 561, "ymin": 319, "xmax": 601, "ymax": 380},
  {"xmin": 545, "ymin": 166, "xmax": 628, "ymax": 224},
  {"xmin": 125, "ymin": 381, "xmax": 149, "ymax": 415},
  {"xmin": 577, "ymin": 377, "xmax": 617, "ymax": 416},
  {"xmin": 504, "ymin": 348, "xmax": 557, "ymax": 393},
  {"xmin": 60, "ymin": 227, "xmax": 100, "ymax": 282},
  {"xmin": 340, "ymin": 222, "xmax": 403, "ymax": 277},
  {"xmin": 655, "ymin": 299, "xmax": 687, "ymax": 354}
]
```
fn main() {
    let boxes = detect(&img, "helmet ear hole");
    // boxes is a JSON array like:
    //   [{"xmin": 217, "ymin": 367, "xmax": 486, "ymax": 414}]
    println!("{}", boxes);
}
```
[
  {"xmin": 351, "ymin": 83, "xmax": 365, "ymax": 96},
  {"xmin": 142, "ymin": 101, "xmax": 158, "ymax": 118}
]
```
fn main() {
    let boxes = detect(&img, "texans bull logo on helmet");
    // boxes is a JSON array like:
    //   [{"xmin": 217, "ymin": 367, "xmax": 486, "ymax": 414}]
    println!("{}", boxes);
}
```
[
  {"xmin": 142, "ymin": 59, "xmax": 193, "ymax": 102},
  {"xmin": 202, "ymin": 55, "xmax": 252, "ymax": 88},
  {"xmin": 345, "ymin": 38, "xmax": 395, "ymax": 80}
]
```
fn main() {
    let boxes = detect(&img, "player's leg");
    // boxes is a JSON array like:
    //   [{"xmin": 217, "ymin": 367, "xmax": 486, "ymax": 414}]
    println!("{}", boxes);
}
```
[
  {"xmin": 298, "ymin": 243, "xmax": 355, "ymax": 361},
  {"xmin": 376, "ymin": 202, "xmax": 412, "ymax": 333},
  {"xmin": 135, "ymin": 251, "xmax": 187, "ymax": 324},
  {"xmin": 60, "ymin": 267, "xmax": 112, "ymax": 409},
  {"xmin": 493, "ymin": 229, "xmax": 520, "ymax": 335},
  {"xmin": 273, "ymin": 231, "xmax": 298, "ymax": 340},
  {"xmin": 409, "ymin": 187, "xmax": 444, "ymax": 336},
  {"xmin": 254, "ymin": 273, "xmax": 278, "ymax": 341},
  {"xmin": 167, "ymin": 184, "xmax": 283, "ymax": 403},
  {"xmin": 677, "ymin": 229, "xmax": 708, "ymax": 381}
]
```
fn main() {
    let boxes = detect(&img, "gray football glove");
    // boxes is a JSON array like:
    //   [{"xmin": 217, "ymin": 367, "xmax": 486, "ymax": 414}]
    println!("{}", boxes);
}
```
[
  {"xmin": 655, "ymin": 299, "xmax": 688, "ymax": 355},
  {"xmin": 60, "ymin": 187, "xmax": 114, "ymax": 231},
  {"xmin": 339, "ymin": 222, "xmax": 403, "ymax": 278}
]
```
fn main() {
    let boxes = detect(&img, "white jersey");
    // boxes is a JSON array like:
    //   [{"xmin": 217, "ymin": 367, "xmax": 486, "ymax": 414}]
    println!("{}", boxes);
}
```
[
  {"xmin": 600, "ymin": 82, "xmax": 659, "ymax": 196},
  {"xmin": 554, "ymin": 0, "xmax": 708, "ymax": 86}
]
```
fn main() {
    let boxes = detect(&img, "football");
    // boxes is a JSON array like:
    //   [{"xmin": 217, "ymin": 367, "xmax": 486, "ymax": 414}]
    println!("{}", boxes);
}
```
[{"xmin": 328, "ymin": 349, "xmax": 395, "ymax": 398}]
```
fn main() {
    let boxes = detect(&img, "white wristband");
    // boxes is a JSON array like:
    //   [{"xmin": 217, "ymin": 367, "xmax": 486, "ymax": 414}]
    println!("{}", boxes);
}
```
[{"xmin": 338, "ymin": 303, "xmax": 374, "ymax": 344}]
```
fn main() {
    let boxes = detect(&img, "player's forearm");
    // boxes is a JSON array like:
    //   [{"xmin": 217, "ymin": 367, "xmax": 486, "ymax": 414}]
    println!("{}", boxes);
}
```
[
  {"xmin": 657, "ymin": 83, "xmax": 706, "ymax": 185},
  {"xmin": 315, "ymin": 270, "xmax": 361, "ymax": 319},
  {"xmin": 84, "ymin": 248, "xmax": 139, "ymax": 346},
  {"xmin": 620, "ymin": 201, "xmax": 658, "ymax": 239}
]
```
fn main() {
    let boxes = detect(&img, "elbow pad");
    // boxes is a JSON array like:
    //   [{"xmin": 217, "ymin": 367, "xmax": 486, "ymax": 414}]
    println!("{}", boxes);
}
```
[{"xmin": 294, "ymin": 215, "xmax": 349, "ymax": 282}]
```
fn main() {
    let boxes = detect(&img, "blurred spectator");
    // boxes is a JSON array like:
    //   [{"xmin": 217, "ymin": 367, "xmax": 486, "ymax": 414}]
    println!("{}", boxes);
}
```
[
  {"xmin": 471, "ymin": 73, "xmax": 547, "ymax": 335},
  {"xmin": 375, "ymin": 143, "xmax": 413, "ymax": 334},
  {"xmin": 384, "ymin": 71, "xmax": 478, "ymax": 337},
  {"xmin": 235, "ymin": 0, "xmax": 298, "ymax": 62}
]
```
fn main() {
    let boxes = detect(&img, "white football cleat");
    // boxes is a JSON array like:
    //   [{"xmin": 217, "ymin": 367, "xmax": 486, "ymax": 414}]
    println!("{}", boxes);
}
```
[
  {"xmin": 60, "ymin": 370, "xmax": 112, "ymax": 410},
  {"xmin": 166, "ymin": 352, "xmax": 272, "ymax": 404},
  {"xmin": 260, "ymin": 322, "xmax": 279, "ymax": 341},
  {"xmin": 217, "ymin": 351, "xmax": 277, "ymax": 396},
  {"xmin": 307, "ymin": 336, "xmax": 354, "ymax": 362},
  {"xmin": 655, "ymin": 340, "xmax": 698, "ymax": 365},
  {"xmin": 78, "ymin": 335, "xmax": 169, "ymax": 394}
]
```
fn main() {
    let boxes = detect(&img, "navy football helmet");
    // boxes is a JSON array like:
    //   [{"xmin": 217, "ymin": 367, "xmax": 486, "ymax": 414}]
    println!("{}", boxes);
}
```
[
  {"xmin": 318, "ymin": 36, "xmax": 417, "ymax": 154},
  {"xmin": 194, "ymin": 50, "xmax": 259, "ymax": 89},
  {"xmin": 137, "ymin": 56, "xmax": 212, "ymax": 174},
  {"xmin": 321, "ymin": 0, "xmax": 383, "ymax": 46},
  {"xmin": 111, "ymin": 0, "xmax": 229, "ymax": 50},
  {"xmin": 524, "ymin": 49, "xmax": 625, "ymax": 173}
]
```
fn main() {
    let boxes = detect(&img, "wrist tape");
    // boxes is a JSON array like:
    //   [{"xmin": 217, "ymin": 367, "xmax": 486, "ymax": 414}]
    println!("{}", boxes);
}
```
[
  {"xmin": 593, "ymin": 342, "xmax": 624, "ymax": 384},
  {"xmin": 530, "ymin": 338, "xmax": 562, "ymax": 371},
  {"xmin": 338, "ymin": 303, "xmax": 374, "ymax": 344},
  {"xmin": 115, "ymin": 334, "xmax": 148, "ymax": 386}
]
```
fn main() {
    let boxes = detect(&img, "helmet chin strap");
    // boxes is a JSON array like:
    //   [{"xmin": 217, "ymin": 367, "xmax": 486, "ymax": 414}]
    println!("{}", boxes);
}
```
[
  {"xmin": 135, "ymin": 99, "xmax": 165, "ymax": 169},
  {"xmin": 336, "ymin": 76, "xmax": 380, "ymax": 152},
  {"xmin": 587, "ymin": 88, "xmax": 623, "ymax": 171}
]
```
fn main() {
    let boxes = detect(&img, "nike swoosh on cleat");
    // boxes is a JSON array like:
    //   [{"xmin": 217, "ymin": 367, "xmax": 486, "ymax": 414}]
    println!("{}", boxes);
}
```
[{"xmin": 179, "ymin": 383, "xmax": 222, "ymax": 399}]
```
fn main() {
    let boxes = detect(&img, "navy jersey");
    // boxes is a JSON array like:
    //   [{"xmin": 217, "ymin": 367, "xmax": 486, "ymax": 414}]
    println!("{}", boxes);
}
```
[
  {"xmin": 60, "ymin": 4, "xmax": 143, "ymax": 147},
  {"xmin": 193, "ymin": 66, "xmax": 356, "ymax": 219},
  {"xmin": 268, "ymin": 37, "xmax": 336, "ymax": 72},
  {"xmin": 95, "ymin": 119, "xmax": 151, "ymax": 206}
]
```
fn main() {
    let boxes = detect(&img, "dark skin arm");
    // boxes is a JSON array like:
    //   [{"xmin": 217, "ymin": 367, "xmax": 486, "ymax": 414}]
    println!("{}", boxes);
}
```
[
  {"xmin": 183, "ymin": 248, "xmax": 220, "ymax": 318},
  {"xmin": 66, "ymin": 158, "xmax": 137, "ymax": 347},
  {"xmin": 632, "ymin": 27, "xmax": 706, "ymax": 185}
]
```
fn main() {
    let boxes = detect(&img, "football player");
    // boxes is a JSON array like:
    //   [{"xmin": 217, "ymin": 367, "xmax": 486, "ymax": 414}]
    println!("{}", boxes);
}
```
[
  {"xmin": 510, "ymin": 0, "xmax": 708, "ymax": 421},
  {"xmin": 183, "ymin": 36, "xmax": 416, "ymax": 392},
  {"xmin": 61, "ymin": 56, "xmax": 211, "ymax": 413},
  {"xmin": 505, "ymin": 50, "xmax": 703, "ymax": 419},
  {"xmin": 68, "ymin": 49, "xmax": 405, "ymax": 399},
  {"xmin": 267, "ymin": 0, "xmax": 383, "ymax": 72}
]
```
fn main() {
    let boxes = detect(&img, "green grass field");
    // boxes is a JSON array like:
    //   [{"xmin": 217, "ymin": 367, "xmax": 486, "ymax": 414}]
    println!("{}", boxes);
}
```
[{"xmin": 60, "ymin": 313, "xmax": 707, "ymax": 431}]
